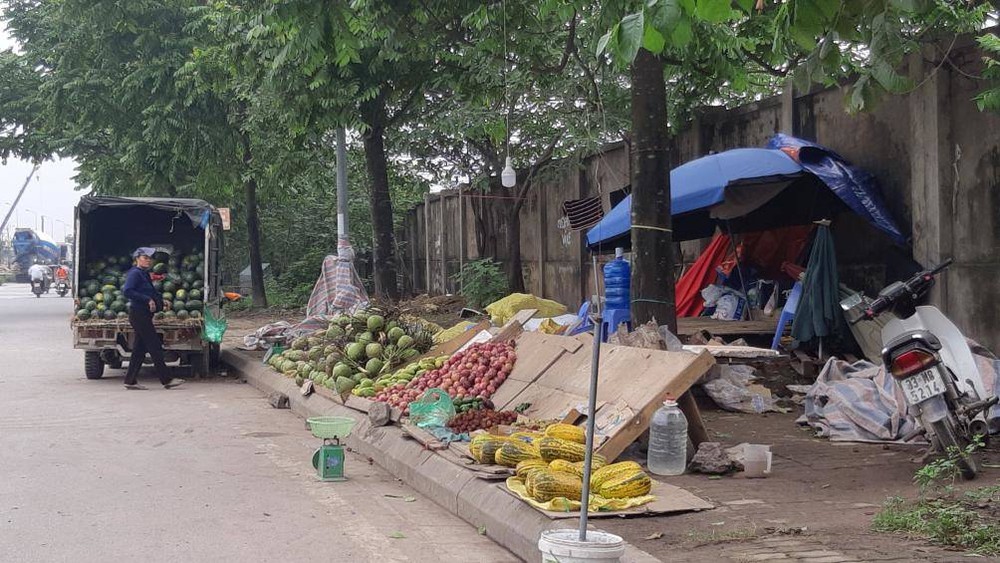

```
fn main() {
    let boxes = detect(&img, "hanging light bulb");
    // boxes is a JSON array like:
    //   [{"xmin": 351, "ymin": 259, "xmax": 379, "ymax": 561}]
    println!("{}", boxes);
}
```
[{"xmin": 501, "ymin": 156, "xmax": 516, "ymax": 187}]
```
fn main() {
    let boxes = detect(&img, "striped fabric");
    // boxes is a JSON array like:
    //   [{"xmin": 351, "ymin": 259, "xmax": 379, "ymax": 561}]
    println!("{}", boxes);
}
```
[
  {"xmin": 306, "ymin": 246, "xmax": 368, "ymax": 318},
  {"xmin": 798, "ymin": 354, "xmax": 999, "ymax": 443}
]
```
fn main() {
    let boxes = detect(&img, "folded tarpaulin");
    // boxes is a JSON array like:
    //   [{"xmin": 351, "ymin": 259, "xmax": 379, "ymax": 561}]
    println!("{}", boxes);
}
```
[
  {"xmin": 77, "ymin": 196, "xmax": 219, "ymax": 229},
  {"xmin": 767, "ymin": 134, "xmax": 906, "ymax": 245}
]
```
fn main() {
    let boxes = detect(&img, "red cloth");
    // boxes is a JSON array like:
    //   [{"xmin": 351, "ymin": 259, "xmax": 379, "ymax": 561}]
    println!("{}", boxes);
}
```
[{"xmin": 675, "ymin": 233, "xmax": 731, "ymax": 318}]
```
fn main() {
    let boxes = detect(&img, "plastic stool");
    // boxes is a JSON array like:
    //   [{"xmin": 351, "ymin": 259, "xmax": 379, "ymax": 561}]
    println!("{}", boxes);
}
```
[
  {"xmin": 568, "ymin": 301, "xmax": 593, "ymax": 336},
  {"xmin": 770, "ymin": 281, "xmax": 803, "ymax": 350},
  {"xmin": 600, "ymin": 308, "xmax": 632, "ymax": 342}
]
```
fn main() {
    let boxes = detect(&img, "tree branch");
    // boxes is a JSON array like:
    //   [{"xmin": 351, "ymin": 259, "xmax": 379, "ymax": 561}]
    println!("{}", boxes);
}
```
[{"xmin": 512, "ymin": 131, "xmax": 562, "ymax": 214}]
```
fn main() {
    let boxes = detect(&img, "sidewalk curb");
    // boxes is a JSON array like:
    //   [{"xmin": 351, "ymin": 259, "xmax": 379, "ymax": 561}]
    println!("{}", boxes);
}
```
[{"xmin": 223, "ymin": 349, "xmax": 661, "ymax": 563}]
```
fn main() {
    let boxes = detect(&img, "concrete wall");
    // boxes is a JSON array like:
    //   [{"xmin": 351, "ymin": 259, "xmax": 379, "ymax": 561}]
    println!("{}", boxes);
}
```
[{"xmin": 399, "ymin": 37, "xmax": 1000, "ymax": 350}]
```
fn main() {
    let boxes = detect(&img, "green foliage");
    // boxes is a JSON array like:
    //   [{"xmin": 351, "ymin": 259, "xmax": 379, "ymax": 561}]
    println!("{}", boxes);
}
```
[
  {"xmin": 452, "ymin": 259, "xmax": 508, "ymax": 309},
  {"xmin": 975, "ymin": 33, "xmax": 1000, "ymax": 112},
  {"xmin": 913, "ymin": 435, "xmax": 984, "ymax": 494},
  {"xmin": 873, "ymin": 491, "xmax": 1000, "ymax": 556}
]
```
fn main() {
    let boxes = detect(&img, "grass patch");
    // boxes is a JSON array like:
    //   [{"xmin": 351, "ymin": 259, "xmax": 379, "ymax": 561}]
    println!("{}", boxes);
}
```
[{"xmin": 873, "ymin": 487, "xmax": 1000, "ymax": 556}]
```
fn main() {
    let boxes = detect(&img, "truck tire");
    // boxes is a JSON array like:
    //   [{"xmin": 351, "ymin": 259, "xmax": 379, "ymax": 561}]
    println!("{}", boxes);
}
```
[
  {"xmin": 84, "ymin": 352, "xmax": 105, "ymax": 380},
  {"xmin": 930, "ymin": 418, "xmax": 979, "ymax": 480}
]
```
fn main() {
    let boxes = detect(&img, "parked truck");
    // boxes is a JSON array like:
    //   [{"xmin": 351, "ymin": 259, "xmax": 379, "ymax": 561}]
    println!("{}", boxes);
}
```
[{"xmin": 71, "ymin": 196, "xmax": 223, "ymax": 379}]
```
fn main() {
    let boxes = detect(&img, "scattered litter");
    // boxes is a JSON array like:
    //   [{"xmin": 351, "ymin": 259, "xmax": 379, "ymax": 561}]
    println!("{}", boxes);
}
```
[
  {"xmin": 700, "ymin": 365, "xmax": 781, "ymax": 413},
  {"xmin": 723, "ymin": 499, "xmax": 765, "ymax": 506},
  {"xmin": 643, "ymin": 532, "xmax": 663, "ymax": 540},
  {"xmin": 478, "ymin": 526, "xmax": 487, "ymax": 535},
  {"xmin": 388, "ymin": 531, "xmax": 406, "ymax": 539}
]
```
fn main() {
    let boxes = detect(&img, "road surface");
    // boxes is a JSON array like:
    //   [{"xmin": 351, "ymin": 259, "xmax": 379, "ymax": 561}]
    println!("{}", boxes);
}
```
[{"xmin": 0, "ymin": 283, "xmax": 516, "ymax": 562}]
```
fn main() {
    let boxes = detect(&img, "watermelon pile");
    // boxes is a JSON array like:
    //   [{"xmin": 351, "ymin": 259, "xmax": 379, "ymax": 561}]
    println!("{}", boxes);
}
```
[
  {"xmin": 265, "ymin": 308, "xmax": 436, "ymax": 395},
  {"xmin": 75, "ymin": 248, "xmax": 205, "ymax": 322}
]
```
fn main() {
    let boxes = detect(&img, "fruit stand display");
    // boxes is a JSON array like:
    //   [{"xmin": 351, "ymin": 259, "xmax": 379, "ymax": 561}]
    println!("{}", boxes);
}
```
[{"xmin": 265, "ymin": 308, "xmax": 436, "ymax": 395}]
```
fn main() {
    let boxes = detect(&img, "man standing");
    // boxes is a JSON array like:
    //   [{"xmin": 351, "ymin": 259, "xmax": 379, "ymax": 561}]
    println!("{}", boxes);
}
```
[
  {"xmin": 121, "ymin": 247, "xmax": 185, "ymax": 390},
  {"xmin": 28, "ymin": 262, "xmax": 50, "ymax": 293}
]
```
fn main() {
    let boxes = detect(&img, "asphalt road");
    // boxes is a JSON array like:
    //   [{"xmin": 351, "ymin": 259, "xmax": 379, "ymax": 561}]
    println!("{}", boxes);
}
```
[{"xmin": 0, "ymin": 283, "xmax": 516, "ymax": 562}]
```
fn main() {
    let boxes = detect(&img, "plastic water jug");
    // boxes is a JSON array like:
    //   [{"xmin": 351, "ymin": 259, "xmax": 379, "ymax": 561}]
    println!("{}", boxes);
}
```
[
  {"xmin": 647, "ymin": 399, "xmax": 688, "ymax": 476},
  {"xmin": 603, "ymin": 247, "xmax": 630, "ymax": 311}
]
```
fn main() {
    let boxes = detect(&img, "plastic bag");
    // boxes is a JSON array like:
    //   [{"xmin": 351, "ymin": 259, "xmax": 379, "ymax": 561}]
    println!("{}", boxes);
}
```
[
  {"xmin": 485, "ymin": 293, "xmax": 567, "ymax": 325},
  {"xmin": 202, "ymin": 307, "xmax": 228, "ymax": 343},
  {"xmin": 408, "ymin": 388, "xmax": 456, "ymax": 428}
]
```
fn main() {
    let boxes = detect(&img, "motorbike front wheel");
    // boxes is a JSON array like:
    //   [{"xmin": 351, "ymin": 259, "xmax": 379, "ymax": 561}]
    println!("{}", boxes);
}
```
[{"xmin": 930, "ymin": 418, "xmax": 980, "ymax": 479}]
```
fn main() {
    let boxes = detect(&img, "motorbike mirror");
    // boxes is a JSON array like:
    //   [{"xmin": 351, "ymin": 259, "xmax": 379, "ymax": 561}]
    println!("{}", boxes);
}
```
[{"xmin": 839, "ymin": 293, "xmax": 863, "ymax": 311}]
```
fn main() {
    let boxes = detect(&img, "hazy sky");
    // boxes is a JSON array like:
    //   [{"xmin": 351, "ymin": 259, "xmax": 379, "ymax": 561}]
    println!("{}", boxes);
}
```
[{"xmin": 1, "ymin": 20, "xmax": 85, "ymax": 243}]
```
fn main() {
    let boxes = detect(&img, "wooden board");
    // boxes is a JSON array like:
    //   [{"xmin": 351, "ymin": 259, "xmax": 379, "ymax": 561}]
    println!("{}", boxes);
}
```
[
  {"xmin": 676, "ymin": 317, "xmax": 778, "ymax": 336},
  {"xmin": 499, "ymin": 479, "xmax": 713, "ymax": 520},
  {"xmin": 401, "ymin": 424, "xmax": 448, "ymax": 450},
  {"xmin": 487, "ymin": 332, "xmax": 715, "ymax": 462},
  {"xmin": 682, "ymin": 345, "xmax": 782, "ymax": 359}
]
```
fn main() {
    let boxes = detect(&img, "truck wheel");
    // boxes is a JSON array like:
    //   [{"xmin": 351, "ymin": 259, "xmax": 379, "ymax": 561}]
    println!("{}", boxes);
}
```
[{"xmin": 84, "ymin": 352, "xmax": 105, "ymax": 380}]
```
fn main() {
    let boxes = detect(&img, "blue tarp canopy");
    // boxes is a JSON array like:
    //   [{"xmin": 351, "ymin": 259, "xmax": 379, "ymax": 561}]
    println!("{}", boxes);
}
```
[{"xmin": 586, "ymin": 136, "xmax": 906, "ymax": 250}]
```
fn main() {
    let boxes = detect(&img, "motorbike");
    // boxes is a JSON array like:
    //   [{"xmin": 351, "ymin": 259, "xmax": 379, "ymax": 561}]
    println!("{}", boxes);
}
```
[
  {"xmin": 842, "ymin": 259, "xmax": 998, "ymax": 479},
  {"xmin": 30, "ymin": 279, "xmax": 45, "ymax": 298},
  {"xmin": 55, "ymin": 280, "xmax": 69, "ymax": 297}
]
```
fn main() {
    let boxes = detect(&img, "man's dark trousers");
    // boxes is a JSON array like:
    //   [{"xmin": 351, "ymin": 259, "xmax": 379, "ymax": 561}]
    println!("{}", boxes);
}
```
[{"xmin": 124, "ymin": 307, "xmax": 171, "ymax": 386}]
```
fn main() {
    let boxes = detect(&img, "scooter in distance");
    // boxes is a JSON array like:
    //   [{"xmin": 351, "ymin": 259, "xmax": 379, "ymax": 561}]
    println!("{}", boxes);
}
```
[
  {"xmin": 843, "ymin": 259, "xmax": 997, "ymax": 478},
  {"xmin": 55, "ymin": 280, "xmax": 69, "ymax": 297},
  {"xmin": 30, "ymin": 279, "xmax": 45, "ymax": 298}
]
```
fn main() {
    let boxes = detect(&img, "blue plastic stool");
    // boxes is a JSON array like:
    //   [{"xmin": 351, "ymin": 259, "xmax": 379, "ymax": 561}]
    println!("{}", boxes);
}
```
[
  {"xmin": 770, "ymin": 281, "xmax": 803, "ymax": 350},
  {"xmin": 600, "ymin": 308, "xmax": 632, "ymax": 342},
  {"xmin": 567, "ymin": 301, "xmax": 593, "ymax": 336}
]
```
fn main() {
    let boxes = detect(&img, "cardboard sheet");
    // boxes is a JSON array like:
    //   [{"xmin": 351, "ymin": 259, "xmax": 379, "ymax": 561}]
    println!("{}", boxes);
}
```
[{"xmin": 499, "ymin": 479, "xmax": 713, "ymax": 519}]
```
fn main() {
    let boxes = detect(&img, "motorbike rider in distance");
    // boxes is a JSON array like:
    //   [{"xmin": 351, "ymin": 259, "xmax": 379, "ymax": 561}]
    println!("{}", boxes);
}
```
[{"xmin": 28, "ymin": 262, "xmax": 50, "ymax": 293}]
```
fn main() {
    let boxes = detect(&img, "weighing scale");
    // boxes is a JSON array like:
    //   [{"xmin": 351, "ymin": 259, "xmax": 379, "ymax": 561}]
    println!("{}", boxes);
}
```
[{"xmin": 307, "ymin": 416, "xmax": 356, "ymax": 482}]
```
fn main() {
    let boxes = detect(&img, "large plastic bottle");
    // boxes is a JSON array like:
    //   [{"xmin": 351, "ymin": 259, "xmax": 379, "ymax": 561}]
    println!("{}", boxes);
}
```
[
  {"xmin": 647, "ymin": 398, "xmax": 688, "ymax": 476},
  {"xmin": 603, "ymin": 247, "xmax": 631, "ymax": 311}
]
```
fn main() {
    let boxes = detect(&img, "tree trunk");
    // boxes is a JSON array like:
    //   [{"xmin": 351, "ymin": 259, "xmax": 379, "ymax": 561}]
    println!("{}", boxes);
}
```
[
  {"xmin": 629, "ymin": 49, "xmax": 675, "ymax": 332},
  {"xmin": 504, "ymin": 207, "xmax": 525, "ymax": 293},
  {"xmin": 361, "ymin": 95, "xmax": 400, "ymax": 300},
  {"xmin": 240, "ymin": 132, "xmax": 268, "ymax": 308}
]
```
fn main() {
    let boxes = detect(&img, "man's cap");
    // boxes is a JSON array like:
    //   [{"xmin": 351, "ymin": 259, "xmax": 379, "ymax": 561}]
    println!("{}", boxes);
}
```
[{"xmin": 132, "ymin": 247, "xmax": 157, "ymax": 258}]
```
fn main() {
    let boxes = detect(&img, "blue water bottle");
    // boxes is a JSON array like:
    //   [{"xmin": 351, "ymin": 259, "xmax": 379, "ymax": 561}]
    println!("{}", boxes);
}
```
[{"xmin": 603, "ymin": 247, "xmax": 631, "ymax": 311}]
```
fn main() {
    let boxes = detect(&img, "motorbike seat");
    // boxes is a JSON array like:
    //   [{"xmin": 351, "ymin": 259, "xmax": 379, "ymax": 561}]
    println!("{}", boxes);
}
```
[{"xmin": 883, "ymin": 330, "xmax": 943, "ymax": 353}]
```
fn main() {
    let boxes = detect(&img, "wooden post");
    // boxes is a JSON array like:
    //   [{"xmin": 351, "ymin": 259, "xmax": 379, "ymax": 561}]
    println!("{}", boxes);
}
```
[
  {"xmin": 537, "ymin": 189, "xmax": 546, "ymax": 297},
  {"xmin": 424, "ymin": 194, "xmax": 431, "ymax": 293},
  {"xmin": 438, "ymin": 194, "xmax": 446, "ymax": 293},
  {"xmin": 677, "ymin": 392, "xmax": 710, "ymax": 448},
  {"xmin": 458, "ymin": 188, "xmax": 465, "ymax": 294}
]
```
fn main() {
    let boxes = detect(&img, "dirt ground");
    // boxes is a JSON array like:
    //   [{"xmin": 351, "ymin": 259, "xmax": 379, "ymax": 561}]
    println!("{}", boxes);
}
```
[{"xmin": 600, "ymin": 406, "xmax": 1000, "ymax": 562}]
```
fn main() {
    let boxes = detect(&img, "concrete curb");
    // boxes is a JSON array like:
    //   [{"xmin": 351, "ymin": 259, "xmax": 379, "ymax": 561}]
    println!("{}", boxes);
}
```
[{"xmin": 223, "ymin": 349, "xmax": 661, "ymax": 563}]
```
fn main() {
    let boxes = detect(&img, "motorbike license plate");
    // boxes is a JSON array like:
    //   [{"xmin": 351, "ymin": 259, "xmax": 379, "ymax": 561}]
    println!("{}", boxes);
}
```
[{"xmin": 901, "ymin": 369, "xmax": 946, "ymax": 404}]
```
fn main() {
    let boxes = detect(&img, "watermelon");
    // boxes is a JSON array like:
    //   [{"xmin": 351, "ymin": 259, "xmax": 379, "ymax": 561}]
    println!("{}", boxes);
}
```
[
  {"xmin": 175, "ymin": 289, "xmax": 187, "ymax": 301},
  {"xmin": 152, "ymin": 262, "xmax": 167, "ymax": 274},
  {"xmin": 163, "ymin": 310, "xmax": 177, "ymax": 318},
  {"xmin": 76, "ymin": 309, "xmax": 91, "ymax": 320},
  {"xmin": 153, "ymin": 281, "xmax": 164, "ymax": 292},
  {"xmin": 84, "ymin": 300, "xmax": 97, "ymax": 311},
  {"xmin": 163, "ymin": 281, "xmax": 177, "ymax": 293},
  {"xmin": 103, "ymin": 310, "xmax": 115, "ymax": 320},
  {"xmin": 117, "ymin": 312, "xmax": 127, "ymax": 319},
  {"xmin": 188, "ymin": 289, "xmax": 203, "ymax": 301},
  {"xmin": 189, "ymin": 310, "xmax": 201, "ymax": 319},
  {"xmin": 173, "ymin": 300, "xmax": 186, "ymax": 312},
  {"xmin": 161, "ymin": 292, "xmax": 174, "ymax": 302},
  {"xmin": 176, "ymin": 310, "xmax": 190, "ymax": 320},
  {"xmin": 185, "ymin": 300, "xmax": 203, "ymax": 311},
  {"xmin": 192, "ymin": 280, "xmax": 204, "ymax": 290}
]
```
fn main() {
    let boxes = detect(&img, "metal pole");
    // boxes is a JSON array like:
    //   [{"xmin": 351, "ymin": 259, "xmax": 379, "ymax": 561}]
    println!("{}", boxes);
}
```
[
  {"xmin": 0, "ymin": 164, "xmax": 38, "ymax": 236},
  {"xmin": 724, "ymin": 222, "xmax": 753, "ymax": 321},
  {"xmin": 336, "ymin": 128, "xmax": 349, "ymax": 243},
  {"xmin": 578, "ymin": 309, "xmax": 603, "ymax": 542}
]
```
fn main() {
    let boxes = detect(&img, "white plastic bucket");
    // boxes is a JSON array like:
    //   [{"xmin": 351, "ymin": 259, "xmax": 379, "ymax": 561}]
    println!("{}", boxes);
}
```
[{"xmin": 538, "ymin": 529, "xmax": 625, "ymax": 563}]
